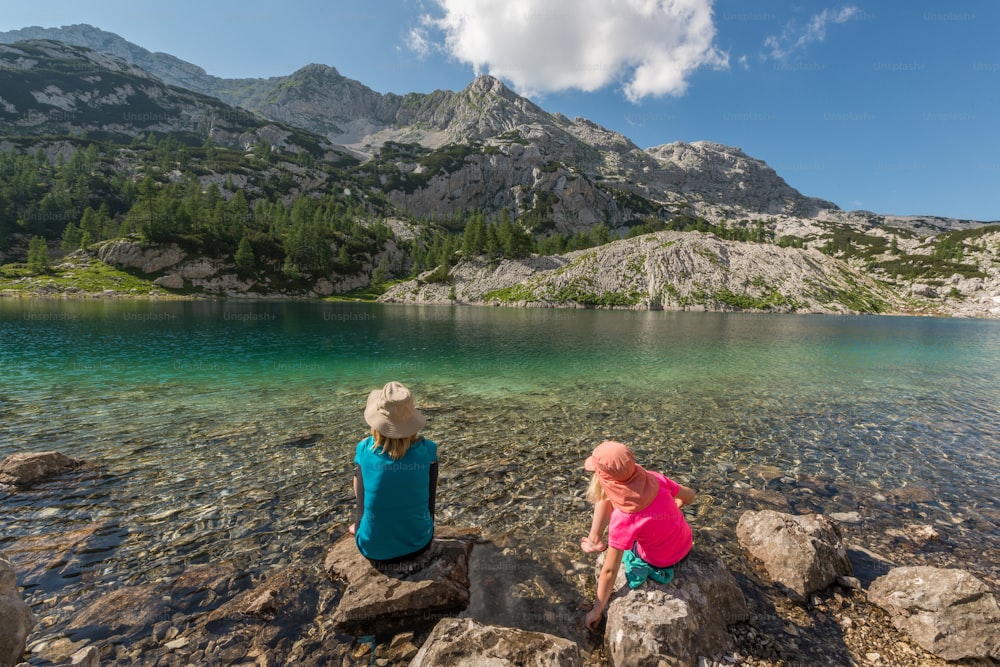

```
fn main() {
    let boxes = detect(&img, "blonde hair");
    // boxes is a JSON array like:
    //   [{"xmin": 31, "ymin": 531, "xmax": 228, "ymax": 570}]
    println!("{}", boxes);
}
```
[
  {"xmin": 585, "ymin": 472, "xmax": 607, "ymax": 504},
  {"xmin": 372, "ymin": 428, "xmax": 422, "ymax": 461}
]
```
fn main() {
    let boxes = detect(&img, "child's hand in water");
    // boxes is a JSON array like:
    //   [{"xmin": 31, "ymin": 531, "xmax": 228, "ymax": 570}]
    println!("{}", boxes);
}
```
[{"xmin": 580, "ymin": 535, "xmax": 607, "ymax": 553}]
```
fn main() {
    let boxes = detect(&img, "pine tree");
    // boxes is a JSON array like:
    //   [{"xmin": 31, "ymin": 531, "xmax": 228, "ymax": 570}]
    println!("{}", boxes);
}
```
[
  {"xmin": 27, "ymin": 236, "xmax": 50, "ymax": 274},
  {"xmin": 462, "ymin": 213, "xmax": 486, "ymax": 257},
  {"xmin": 61, "ymin": 223, "xmax": 82, "ymax": 251},
  {"xmin": 234, "ymin": 235, "xmax": 256, "ymax": 275}
]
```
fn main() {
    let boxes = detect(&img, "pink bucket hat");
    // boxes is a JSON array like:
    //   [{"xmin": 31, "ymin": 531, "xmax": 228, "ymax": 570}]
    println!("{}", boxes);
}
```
[
  {"xmin": 585, "ymin": 441, "xmax": 658, "ymax": 513},
  {"xmin": 364, "ymin": 381, "xmax": 426, "ymax": 438}
]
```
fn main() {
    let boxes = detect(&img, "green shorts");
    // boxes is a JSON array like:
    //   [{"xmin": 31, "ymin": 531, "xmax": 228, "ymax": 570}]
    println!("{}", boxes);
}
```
[{"xmin": 623, "ymin": 549, "xmax": 675, "ymax": 589}]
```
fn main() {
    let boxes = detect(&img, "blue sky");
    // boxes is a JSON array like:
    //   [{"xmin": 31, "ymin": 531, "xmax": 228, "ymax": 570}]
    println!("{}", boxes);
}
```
[{"xmin": 2, "ymin": 0, "xmax": 997, "ymax": 222}]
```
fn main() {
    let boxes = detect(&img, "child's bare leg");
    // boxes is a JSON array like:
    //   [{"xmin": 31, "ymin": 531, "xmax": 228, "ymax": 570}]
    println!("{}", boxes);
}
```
[{"xmin": 581, "ymin": 498, "xmax": 612, "ymax": 552}]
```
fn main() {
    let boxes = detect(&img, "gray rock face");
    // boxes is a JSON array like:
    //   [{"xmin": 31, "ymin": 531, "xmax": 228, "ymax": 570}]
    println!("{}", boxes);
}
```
[
  {"xmin": 324, "ymin": 530, "xmax": 476, "ymax": 637},
  {"xmin": 0, "ymin": 552, "xmax": 35, "ymax": 667},
  {"xmin": 0, "ymin": 450, "xmax": 84, "ymax": 488},
  {"xmin": 602, "ymin": 548, "xmax": 749, "ymax": 667},
  {"xmin": 386, "ymin": 144, "xmax": 620, "ymax": 232},
  {"xmin": 736, "ymin": 510, "xmax": 853, "ymax": 599},
  {"xmin": 645, "ymin": 141, "xmax": 835, "ymax": 217},
  {"xmin": 410, "ymin": 617, "xmax": 582, "ymax": 667},
  {"xmin": 868, "ymin": 566, "xmax": 1000, "ymax": 661}
]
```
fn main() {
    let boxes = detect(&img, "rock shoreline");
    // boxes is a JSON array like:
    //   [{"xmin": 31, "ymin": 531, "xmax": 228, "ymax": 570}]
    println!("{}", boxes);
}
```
[
  {"xmin": 4, "ymin": 230, "xmax": 999, "ymax": 317},
  {"xmin": 3, "ymin": 451, "xmax": 999, "ymax": 666}
]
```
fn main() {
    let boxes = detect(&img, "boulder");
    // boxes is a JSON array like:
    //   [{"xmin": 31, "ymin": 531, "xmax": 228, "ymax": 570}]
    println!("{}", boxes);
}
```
[
  {"xmin": 0, "ymin": 552, "xmax": 35, "ymax": 667},
  {"xmin": 96, "ymin": 239, "xmax": 184, "ymax": 273},
  {"xmin": 868, "ymin": 566, "xmax": 1000, "ymax": 661},
  {"xmin": 410, "ymin": 617, "xmax": 582, "ymax": 667},
  {"xmin": 736, "ymin": 509, "xmax": 852, "ymax": 598},
  {"xmin": 324, "ymin": 530, "xmax": 476, "ymax": 637},
  {"xmin": 153, "ymin": 273, "xmax": 185, "ymax": 289},
  {"xmin": 0, "ymin": 450, "xmax": 85, "ymax": 488},
  {"xmin": 602, "ymin": 548, "xmax": 749, "ymax": 667}
]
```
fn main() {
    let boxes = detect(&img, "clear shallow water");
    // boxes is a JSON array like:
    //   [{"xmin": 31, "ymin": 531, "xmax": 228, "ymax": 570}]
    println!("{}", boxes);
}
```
[{"xmin": 2, "ymin": 299, "xmax": 999, "ymax": 634}]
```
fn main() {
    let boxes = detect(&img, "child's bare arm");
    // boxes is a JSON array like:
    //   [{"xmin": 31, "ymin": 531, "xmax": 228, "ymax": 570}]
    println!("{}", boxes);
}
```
[
  {"xmin": 586, "ymin": 546, "xmax": 624, "ymax": 630},
  {"xmin": 675, "ymin": 484, "xmax": 695, "ymax": 508}
]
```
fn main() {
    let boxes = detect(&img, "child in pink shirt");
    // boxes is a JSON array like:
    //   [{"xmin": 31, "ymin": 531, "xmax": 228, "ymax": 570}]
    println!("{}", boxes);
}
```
[{"xmin": 581, "ymin": 440, "xmax": 695, "ymax": 631}]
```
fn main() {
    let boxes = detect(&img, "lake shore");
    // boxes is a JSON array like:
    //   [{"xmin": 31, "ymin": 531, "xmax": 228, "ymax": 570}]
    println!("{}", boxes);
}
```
[
  {"xmin": 4, "ymin": 476, "xmax": 993, "ymax": 667},
  {"xmin": 0, "ymin": 282, "xmax": 989, "ymax": 320},
  {"xmin": 5, "ymin": 231, "xmax": 1000, "ymax": 317}
]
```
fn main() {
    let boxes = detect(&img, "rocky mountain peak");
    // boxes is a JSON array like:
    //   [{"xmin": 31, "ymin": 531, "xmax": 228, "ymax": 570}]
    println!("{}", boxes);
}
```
[
  {"xmin": 468, "ymin": 74, "xmax": 513, "ymax": 97},
  {"xmin": 293, "ymin": 63, "xmax": 344, "ymax": 79}
]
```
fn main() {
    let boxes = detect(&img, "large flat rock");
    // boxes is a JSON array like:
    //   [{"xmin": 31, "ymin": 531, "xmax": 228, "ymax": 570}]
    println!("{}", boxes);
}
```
[
  {"xmin": 325, "ymin": 529, "xmax": 477, "ymax": 637},
  {"xmin": 410, "ymin": 617, "xmax": 582, "ymax": 666}
]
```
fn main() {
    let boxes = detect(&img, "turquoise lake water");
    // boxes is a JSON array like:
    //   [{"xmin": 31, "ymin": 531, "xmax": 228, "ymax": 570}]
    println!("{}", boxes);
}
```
[{"xmin": 2, "ymin": 298, "xmax": 999, "ymax": 631}]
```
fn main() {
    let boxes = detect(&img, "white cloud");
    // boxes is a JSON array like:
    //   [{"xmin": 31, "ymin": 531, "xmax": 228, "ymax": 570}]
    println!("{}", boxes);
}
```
[
  {"xmin": 407, "ymin": 19, "xmax": 437, "ymax": 59},
  {"xmin": 765, "ymin": 5, "xmax": 859, "ymax": 60},
  {"xmin": 410, "ymin": 0, "xmax": 728, "ymax": 101}
]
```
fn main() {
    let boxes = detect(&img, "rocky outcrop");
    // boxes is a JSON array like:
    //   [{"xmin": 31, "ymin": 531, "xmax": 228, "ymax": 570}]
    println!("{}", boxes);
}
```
[
  {"xmin": 601, "ymin": 547, "xmax": 749, "ymax": 667},
  {"xmin": 0, "ymin": 450, "xmax": 85, "ymax": 488},
  {"xmin": 381, "ymin": 231, "xmax": 899, "ymax": 314},
  {"xmin": 868, "ymin": 566, "xmax": 1000, "ymax": 661},
  {"xmin": 736, "ymin": 510, "xmax": 853, "ymax": 599},
  {"xmin": 410, "ymin": 617, "xmax": 582, "ymax": 667},
  {"xmin": 0, "ymin": 552, "xmax": 35, "ymax": 667},
  {"xmin": 324, "ymin": 530, "xmax": 477, "ymax": 637},
  {"xmin": 96, "ymin": 240, "xmax": 185, "ymax": 274}
]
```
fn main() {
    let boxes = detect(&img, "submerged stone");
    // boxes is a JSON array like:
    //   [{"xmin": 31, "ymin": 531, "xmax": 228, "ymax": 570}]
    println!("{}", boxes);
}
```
[{"xmin": 0, "ymin": 450, "xmax": 85, "ymax": 488}]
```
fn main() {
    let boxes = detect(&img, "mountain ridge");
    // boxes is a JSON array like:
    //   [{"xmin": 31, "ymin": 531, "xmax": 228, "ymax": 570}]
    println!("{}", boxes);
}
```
[
  {"xmin": 3, "ymin": 22, "xmax": 988, "ymax": 232},
  {"xmin": 0, "ymin": 38, "xmax": 352, "ymax": 162},
  {"xmin": 0, "ymin": 27, "xmax": 997, "ymax": 317}
]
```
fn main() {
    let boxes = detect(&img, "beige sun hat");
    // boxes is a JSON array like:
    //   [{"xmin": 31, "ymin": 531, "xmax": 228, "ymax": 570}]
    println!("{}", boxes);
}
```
[{"xmin": 364, "ymin": 381, "xmax": 426, "ymax": 438}]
